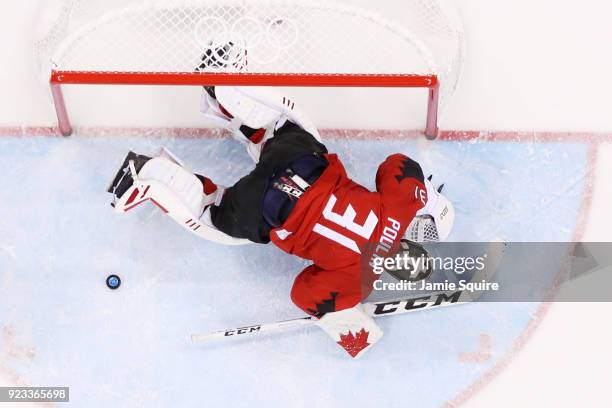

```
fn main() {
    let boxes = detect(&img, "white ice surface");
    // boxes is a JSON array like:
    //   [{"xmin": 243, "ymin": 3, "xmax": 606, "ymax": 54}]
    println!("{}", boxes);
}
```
[
  {"xmin": 0, "ymin": 0, "xmax": 609, "ymax": 404},
  {"xmin": 0, "ymin": 133, "xmax": 589, "ymax": 407}
]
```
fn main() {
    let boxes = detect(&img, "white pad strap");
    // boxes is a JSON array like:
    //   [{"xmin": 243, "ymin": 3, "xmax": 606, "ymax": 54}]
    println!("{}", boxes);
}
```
[{"xmin": 316, "ymin": 304, "xmax": 383, "ymax": 359}]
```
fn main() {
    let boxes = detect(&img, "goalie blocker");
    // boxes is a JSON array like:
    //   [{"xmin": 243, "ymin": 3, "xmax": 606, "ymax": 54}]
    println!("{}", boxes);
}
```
[{"xmin": 108, "ymin": 86, "xmax": 456, "ymax": 358}]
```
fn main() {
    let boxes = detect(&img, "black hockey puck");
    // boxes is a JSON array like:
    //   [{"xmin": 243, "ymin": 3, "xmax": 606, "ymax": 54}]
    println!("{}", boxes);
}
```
[{"xmin": 106, "ymin": 274, "xmax": 121, "ymax": 290}]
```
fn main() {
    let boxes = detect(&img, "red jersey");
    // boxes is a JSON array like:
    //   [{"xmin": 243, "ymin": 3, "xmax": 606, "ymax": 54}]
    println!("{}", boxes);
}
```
[{"xmin": 270, "ymin": 153, "xmax": 427, "ymax": 316}]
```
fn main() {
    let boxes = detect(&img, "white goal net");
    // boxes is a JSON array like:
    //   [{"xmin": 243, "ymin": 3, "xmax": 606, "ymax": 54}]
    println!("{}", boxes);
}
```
[{"xmin": 34, "ymin": 0, "xmax": 464, "ymax": 136}]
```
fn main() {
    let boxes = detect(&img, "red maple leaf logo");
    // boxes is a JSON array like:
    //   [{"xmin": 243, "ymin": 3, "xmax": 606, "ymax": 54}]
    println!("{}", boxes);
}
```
[{"xmin": 337, "ymin": 328, "xmax": 370, "ymax": 358}]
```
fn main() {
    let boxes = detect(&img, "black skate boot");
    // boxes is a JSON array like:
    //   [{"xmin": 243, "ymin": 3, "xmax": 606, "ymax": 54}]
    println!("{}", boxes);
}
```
[{"xmin": 107, "ymin": 151, "xmax": 152, "ymax": 205}]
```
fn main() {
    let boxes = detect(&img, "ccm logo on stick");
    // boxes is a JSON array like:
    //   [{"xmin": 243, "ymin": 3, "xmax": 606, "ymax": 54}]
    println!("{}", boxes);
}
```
[
  {"xmin": 224, "ymin": 326, "xmax": 262, "ymax": 336},
  {"xmin": 373, "ymin": 291, "xmax": 462, "ymax": 315}
]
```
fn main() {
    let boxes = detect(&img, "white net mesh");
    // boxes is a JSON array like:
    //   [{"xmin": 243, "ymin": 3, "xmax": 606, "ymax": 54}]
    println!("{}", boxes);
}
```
[{"xmin": 35, "ymin": 0, "xmax": 464, "ymax": 104}]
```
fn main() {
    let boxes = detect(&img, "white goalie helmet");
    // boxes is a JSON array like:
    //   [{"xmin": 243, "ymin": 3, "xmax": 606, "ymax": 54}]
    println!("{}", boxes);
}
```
[{"xmin": 405, "ymin": 180, "xmax": 455, "ymax": 243}]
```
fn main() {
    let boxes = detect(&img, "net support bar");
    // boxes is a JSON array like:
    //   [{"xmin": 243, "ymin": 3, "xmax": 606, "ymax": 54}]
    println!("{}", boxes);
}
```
[{"xmin": 49, "ymin": 71, "xmax": 440, "ymax": 138}]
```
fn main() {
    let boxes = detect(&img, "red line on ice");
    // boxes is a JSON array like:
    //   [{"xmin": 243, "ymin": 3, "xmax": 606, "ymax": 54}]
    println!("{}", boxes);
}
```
[{"xmin": 2, "ymin": 126, "xmax": 612, "ymax": 143}]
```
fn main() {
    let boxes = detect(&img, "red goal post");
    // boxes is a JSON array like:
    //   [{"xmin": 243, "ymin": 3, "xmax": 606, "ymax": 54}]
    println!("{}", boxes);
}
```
[{"xmin": 38, "ymin": 0, "xmax": 464, "ymax": 139}]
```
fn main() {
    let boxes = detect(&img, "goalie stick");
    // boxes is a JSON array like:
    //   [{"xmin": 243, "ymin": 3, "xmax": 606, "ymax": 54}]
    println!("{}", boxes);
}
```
[
  {"xmin": 191, "ymin": 241, "xmax": 506, "ymax": 344},
  {"xmin": 191, "ymin": 290, "xmax": 467, "ymax": 343}
]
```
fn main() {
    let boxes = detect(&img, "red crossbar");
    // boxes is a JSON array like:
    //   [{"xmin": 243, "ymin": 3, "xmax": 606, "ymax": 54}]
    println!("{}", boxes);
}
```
[{"xmin": 49, "ymin": 70, "xmax": 440, "ymax": 138}]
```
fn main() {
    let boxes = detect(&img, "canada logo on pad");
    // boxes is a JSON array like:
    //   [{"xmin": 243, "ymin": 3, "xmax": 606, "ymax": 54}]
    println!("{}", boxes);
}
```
[{"xmin": 337, "ymin": 328, "xmax": 371, "ymax": 358}]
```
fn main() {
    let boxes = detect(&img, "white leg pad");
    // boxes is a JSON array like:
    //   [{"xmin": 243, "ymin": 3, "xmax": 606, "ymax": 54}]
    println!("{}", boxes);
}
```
[
  {"xmin": 215, "ymin": 86, "xmax": 322, "ymax": 141},
  {"xmin": 200, "ymin": 89, "xmax": 243, "ymax": 134},
  {"xmin": 138, "ymin": 157, "xmax": 207, "ymax": 216},
  {"xmin": 200, "ymin": 86, "xmax": 322, "ymax": 163},
  {"xmin": 215, "ymin": 86, "xmax": 284, "ymax": 130},
  {"xmin": 114, "ymin": 157, "xmax": 251, "ymax": 246},
  {"xmin": 200, "ymin": 88, "xmax": 273, "ymax": 163}
]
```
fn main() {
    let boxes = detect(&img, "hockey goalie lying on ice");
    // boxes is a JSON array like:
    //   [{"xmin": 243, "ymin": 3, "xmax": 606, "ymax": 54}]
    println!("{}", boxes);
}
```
[{"xmin": 107, "ymin": 85, "xmax": 455, "ymax": 359}]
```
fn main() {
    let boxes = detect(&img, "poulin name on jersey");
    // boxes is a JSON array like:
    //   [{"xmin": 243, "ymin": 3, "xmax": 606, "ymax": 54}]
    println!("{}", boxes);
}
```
[{"xmin": 368, "ymin": 217, "xmax": 402, "ymax": 269}]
